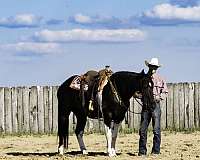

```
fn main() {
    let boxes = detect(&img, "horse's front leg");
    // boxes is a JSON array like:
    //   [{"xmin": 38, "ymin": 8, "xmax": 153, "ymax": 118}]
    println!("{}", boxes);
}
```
[
  {"xmin": 105, "ymin": 121, "xmax": 120, "ymax": 157},
  {"xmin": 111, "ymin": 122, "xmax": 120, "ymax": 156},
  {"xmin": 104, "ymin": 123, "xmax": 112, "ymax": 156}
]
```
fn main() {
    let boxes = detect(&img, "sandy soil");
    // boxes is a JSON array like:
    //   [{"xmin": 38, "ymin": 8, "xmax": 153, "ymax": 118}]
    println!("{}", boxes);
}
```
[{"xmin": 0, "ymin": 131, "xmax": 200, "ymax": 160}]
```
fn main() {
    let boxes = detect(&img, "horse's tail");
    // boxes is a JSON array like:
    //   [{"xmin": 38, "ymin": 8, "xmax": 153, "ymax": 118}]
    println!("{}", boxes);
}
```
[
  {"xmin": 57, "ymin": 75, "xmax": 77, "ymax": 151},
  {"xmin": 58, "ymin": 103, "xmax": 70, "ymax": 149}
]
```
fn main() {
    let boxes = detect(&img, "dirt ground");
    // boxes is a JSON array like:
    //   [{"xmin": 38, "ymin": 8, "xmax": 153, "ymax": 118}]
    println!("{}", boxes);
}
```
[{"xmin": 0, "ymin": 131, "xmax": 200, "ymax": 160}]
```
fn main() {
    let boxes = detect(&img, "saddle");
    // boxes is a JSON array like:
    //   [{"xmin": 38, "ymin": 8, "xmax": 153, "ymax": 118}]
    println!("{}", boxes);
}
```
[{"xmin": 69, "ymin": 68, "xmax": 113, "ymax": 119}]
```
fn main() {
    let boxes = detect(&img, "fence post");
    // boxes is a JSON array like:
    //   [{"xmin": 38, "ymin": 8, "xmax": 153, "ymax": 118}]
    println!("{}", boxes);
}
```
[
  {"xmin": 179, "ymin": 83, "xmax": 185, "ymax": 130},
  {"xmin": 4, "ymin": 87, "xmax": 12, "ymax": 134},
  {"xmin": 38, "ymin": 86, "xmax": 44, "ymax": 134},
  {"xmin": 29, "ymin": 86, "xmax": 38, "ymax": 134},
  {"xmin": 52, "ymin": 86, "xmax": 58, "ymax": 133},
  {"xmin": 0, "ymin": 88, "xmax": 4, "ymax": 133},
  {"xmin": 22, "ymin": 87, "xmax": 30, "ymax": 133},
  {"xmin": 166, "ymin": 83, "xmax": 174, "ymax": 129},
  {"xmin": 194, "ymin": 83, "xmax": 199, "ymax": 128},
  {"xmin": 173, "ymin": 83, "xmax": 179, "ymax": 130},
  {"xmin": 11, "ymin": 87, "xmax": 18, "ymax": 133}
]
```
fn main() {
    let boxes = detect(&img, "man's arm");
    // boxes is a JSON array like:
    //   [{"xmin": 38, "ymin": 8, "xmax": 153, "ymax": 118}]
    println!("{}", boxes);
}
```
[{"xmin": 160, "ymin": 80, "xmax": 168, "ymax": 100}]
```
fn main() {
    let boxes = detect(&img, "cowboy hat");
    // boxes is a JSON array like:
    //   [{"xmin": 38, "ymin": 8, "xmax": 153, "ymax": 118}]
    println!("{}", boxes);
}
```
[{"xmin": 145, "ymin": 58, "xmax": 161, "ymax": 67}]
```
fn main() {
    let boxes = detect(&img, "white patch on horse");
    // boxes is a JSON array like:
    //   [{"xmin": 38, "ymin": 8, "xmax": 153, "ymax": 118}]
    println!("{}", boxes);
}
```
[{"xmin": 58, "ymin": 145, "xmax": 64, "ymax": 155}]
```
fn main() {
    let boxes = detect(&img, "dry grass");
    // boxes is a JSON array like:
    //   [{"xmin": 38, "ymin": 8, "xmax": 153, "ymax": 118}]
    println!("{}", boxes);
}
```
[{"xmin": 0, "ymin": 131, "xmax": 200, "ymax": 159}]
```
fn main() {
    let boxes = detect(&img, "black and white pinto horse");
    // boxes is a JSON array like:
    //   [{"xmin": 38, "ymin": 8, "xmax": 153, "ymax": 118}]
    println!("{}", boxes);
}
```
[{"xmin": 57, "ymin": 70, "xmax": 154, "ymax": 156}]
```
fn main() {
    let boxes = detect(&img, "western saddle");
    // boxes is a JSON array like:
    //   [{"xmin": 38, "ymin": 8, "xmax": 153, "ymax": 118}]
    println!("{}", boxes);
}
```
[{"xmin": 80, "ymin": 66, "xmax": 113, "ymax": 112}]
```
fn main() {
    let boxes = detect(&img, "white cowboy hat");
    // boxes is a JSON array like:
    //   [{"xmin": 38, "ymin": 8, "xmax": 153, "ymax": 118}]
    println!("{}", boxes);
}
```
[{"xmin": 145, "ymin": 58, "xmax": 161, "ymax": 67}]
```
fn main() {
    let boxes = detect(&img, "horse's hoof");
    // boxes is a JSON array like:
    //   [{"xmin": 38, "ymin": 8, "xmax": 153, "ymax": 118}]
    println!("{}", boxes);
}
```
[
  {"xmin": 82, "ymin": 149, "xmax": 88, "ymax": 155},
  {"xmin": 107, "ymin": 148, "xmax": 117, "ymax": 157},
  {"xmin": 58, "ymin": 145, "xmax": 64, "ymax": 155},
  {"xmin": 108, "ymin": 152, "xmax": 115, "ymax": 157},
  {"xmin": 111, "ymin": 148, "xmax": 117, "ymax": 156}
]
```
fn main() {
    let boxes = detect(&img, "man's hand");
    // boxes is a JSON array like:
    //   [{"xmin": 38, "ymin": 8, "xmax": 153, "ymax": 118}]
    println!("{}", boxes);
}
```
[
  {"xmin": 154, "ymin": 95, "xmax": 161, "ymax": 103},
  {"xmin": 134, "ymin": 91, "xmax": 142, "ymax": 99}
]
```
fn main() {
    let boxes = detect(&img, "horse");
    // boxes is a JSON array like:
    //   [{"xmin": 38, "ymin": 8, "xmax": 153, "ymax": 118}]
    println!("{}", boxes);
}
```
[{"xmin": 57, "ymin": 70, "xmax": 154, "ymax": 156}]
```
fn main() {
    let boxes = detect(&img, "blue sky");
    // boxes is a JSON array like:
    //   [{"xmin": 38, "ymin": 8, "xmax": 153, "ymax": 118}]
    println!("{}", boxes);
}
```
[{"xmin": 0, "ymin": 0, "xmax": 200, "ymax": 86}]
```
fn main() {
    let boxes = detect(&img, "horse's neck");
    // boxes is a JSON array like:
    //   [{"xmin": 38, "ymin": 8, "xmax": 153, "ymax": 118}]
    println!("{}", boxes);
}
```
[{"xmin": 115, "ymin": 77, "xmax": 140, "ymax": 101}]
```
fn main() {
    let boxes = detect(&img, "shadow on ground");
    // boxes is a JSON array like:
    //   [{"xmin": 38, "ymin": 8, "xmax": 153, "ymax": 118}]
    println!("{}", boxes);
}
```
[{"xmin": 7, "ymin": 151, "xmax": 122, "ymax": 157}]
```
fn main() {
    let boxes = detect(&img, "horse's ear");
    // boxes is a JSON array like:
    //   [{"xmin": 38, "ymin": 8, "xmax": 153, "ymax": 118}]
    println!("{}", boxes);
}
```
[{"xmin": 140, "ymin": 69, "xmax": 145, "ymax": 75}]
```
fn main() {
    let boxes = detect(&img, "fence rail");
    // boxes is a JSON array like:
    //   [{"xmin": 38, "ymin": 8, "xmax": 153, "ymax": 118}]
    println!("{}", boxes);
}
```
[{"xmin": 0, "ymin": 82, "xmax": 199, "ymax": 134}]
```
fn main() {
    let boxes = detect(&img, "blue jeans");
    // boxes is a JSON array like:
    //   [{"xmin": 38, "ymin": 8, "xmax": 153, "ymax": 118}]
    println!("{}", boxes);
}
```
[{"xmin": 139, "ymin": 102, "xmax": 161, "ymax": 155}]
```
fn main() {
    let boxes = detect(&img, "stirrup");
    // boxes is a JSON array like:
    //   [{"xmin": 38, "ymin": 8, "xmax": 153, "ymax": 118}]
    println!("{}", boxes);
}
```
[{"xmin": 89, "ymin": 100, "xmax": 94, "ymax": 111}]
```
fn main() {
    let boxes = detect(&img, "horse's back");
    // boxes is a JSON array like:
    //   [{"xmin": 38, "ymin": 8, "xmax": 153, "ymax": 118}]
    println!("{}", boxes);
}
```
[{"xmin": 57, "ymin": 75, "xmax": 78, "ymax": 98}]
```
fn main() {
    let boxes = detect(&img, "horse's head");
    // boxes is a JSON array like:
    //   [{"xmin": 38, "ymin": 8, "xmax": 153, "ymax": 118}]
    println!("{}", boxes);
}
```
[{"xmin": 139, "ymin": 70, "xmax": 154, "ymax": 109}]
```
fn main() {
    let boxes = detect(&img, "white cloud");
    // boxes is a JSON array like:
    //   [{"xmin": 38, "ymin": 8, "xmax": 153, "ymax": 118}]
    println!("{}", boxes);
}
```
[
  {"xmin": 73, "ymin": 14, "xmax": 92, "ymax": 23},
  {"xmin": 0, "ymin": 14, "xmax": 42, "ymax": 28},
  {"xmin": 170, "ymin": 0, "xmax": 199, "ymax": 7},
  {"xmin": 32, "ymin": 29, "xmax": 146, "ymax": 43},
  {"xmin": 0, "ymin": 42, "xmax": 63, "ymax": 56},
  {"xmin": 144, "ymin": 3, "xmax": 200, "ymax": 21},
  {"xmin": 69, "ymin": 14, "xmax": 134, "ymax": 29}
]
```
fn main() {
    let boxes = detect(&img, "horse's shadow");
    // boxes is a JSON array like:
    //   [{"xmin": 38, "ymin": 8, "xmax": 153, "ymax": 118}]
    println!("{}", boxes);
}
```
[
  {"xmin": 7, "ymin": 151, "xmax": 121, "ymax": 157},
  {"xmin": 7, "ymin": 152, "xmax": 57, "ymax": 157}
]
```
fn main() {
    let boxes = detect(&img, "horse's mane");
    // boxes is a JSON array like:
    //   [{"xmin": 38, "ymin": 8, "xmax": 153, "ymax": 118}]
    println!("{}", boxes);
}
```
[
  {"xmin": 112, "ymin": 71, "xmax": 142, "ymax": 78},
  {"xmin": 111, "ymin": 70, "xmax": 145, "ymax": 81}
]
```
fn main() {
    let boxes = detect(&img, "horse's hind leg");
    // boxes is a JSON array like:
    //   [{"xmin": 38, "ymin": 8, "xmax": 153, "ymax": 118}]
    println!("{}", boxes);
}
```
[{"xmin": 74, "ymin": 112, "xmax": 88, "ymax": 154}]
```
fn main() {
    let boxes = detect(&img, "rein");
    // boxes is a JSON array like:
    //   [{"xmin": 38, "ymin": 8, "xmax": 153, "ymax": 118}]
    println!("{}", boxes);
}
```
[
  {"xmin": 108, "ymin": 78, "xmax": 122, "ymax": 105},
  {"xmin": 129, "ymin": 98, "xmax": 143, "ymax": 114}
]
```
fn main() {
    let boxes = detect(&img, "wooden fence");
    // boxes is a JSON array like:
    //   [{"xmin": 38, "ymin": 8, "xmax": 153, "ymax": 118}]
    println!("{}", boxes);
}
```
[{"xmin": 0, "ymin": 82, "xmax": 199, "ymax": 134}]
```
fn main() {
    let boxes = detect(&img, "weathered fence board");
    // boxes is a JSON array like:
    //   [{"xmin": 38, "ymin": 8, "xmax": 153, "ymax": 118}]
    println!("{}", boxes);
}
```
[
  {"xmin": 160, "ymin": 95, "xmax": 167, "ymax": 129},
  {"xmin": 167, "ymin": 84, "xmax": 173, "ymax": 129},
  {"xmin": 38, "ymin": 86, "xmax": 44, "ymax": 134},
  {"xmin": 11, "ymin": 87, "xmax": 18, "ymax": 133},
  {"xmin": 4, "ymin": 87, "xmax": 12, "ymax": 133},
  {"xmin": 48, "ymin": 86, "xmax": 53, "ymax": 133},
  {"xmin": 43, "ymin": 86, "xmax": 49, "ymax": 133},
  {"xmin": 198, "ymin": 82, "xmax": 200, "ymax": 127},
  {"xmin": 22, "ymin": 87, "xmax": 30, "ymax": 133},
  {"xmin": 17, "ymin": 87, "xmax": 23, "ymax": 133},
  {"xmin": 188, "ymin": 83, "xmax": 195, "ymax": 129},
  {"xmin": 52, "ymin": 86, "xmax": 58, "ymax": 133},
  {"xmin": 128, "ymin": 97, "xmax": 134, "ymax": 129},
  {"xmin": 184, "ymin": 83, "xmax": 189, "ymax": 129},
  {"xmin": 0, "ymin": 88, "xmax": 4, "ymax": 133},
  {"xmin": 194, "ymin": 83, "xmax": 199, "ymax": 128},
  {"xmin": 29, "ymin": 86, "xmax": 38, "ymax": 133},
  {"xmin": 173, "ymin": 84, "xmax": 179, "ymax": 129},
  {"xmin": 179, "ymin": 83, "xmax": 185, "ymax": 129},
  {"xmin": 133, "ymin": 98, "xmax": 142, "ymax": 130},
  {"xmin": 0, "ymin": 83, "xmax": 199, "ymax": 134}
]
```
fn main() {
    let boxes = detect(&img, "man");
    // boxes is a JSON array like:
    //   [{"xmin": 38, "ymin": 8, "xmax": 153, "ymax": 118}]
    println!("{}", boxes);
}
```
[{"xmin": 138, "ymin": 58, "xmax": 168, "ymax": 156}]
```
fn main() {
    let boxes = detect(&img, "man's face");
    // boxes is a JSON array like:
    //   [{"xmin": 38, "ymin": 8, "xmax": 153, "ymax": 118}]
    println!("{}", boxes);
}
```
[{"xmin": 149, "ymin": 65, "xmax": 159, "ymax": 74}]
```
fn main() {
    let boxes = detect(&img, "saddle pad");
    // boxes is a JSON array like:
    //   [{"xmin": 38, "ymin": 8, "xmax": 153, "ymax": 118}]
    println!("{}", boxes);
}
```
[{"xmin": 69, "ymin": 76, "xmax": 88, "ymax": 91}]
